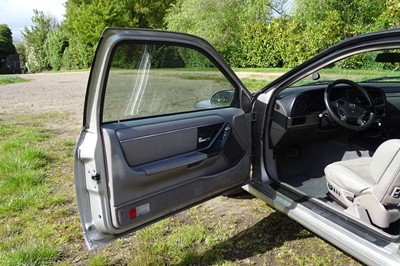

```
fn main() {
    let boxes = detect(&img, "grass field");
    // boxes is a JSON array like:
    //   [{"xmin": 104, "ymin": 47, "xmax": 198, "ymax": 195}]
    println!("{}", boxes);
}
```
[
  {"xmin": 0, "ymin": 112, "xmax": 361, "ymax": 265},
  {"xmin": 0, "ymin": 76, "xmax": 28, "ymax": 85}
]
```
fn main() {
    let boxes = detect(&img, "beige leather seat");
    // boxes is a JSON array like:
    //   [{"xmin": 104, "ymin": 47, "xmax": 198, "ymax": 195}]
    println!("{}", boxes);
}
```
[{"xmin": 325, "ymin": 139, "xmax": 400, "ymax": 228}]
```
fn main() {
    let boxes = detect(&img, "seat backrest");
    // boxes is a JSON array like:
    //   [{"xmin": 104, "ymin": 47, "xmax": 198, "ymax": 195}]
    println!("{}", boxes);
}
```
[{"xmin": 370, "ymin": 139, "xmax": 400, "ymax": 206}]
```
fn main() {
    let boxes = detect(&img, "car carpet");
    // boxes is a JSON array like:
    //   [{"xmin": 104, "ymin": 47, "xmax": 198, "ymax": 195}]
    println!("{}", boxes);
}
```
[{"xmin": 276, "ymin": 139, "xmax": 371, "ymax": 199}]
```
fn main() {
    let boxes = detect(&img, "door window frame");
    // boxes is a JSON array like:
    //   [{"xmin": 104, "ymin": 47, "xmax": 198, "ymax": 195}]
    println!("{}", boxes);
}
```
[{"xmin": 99, "ymin": 40, "xmax": 244, "ymax": 124}]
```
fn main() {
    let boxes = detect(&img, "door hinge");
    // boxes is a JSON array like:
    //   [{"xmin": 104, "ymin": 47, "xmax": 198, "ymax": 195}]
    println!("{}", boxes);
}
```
[{"xmin": 92, "ymin": 173, "xmax": 101, "ymax": 183}]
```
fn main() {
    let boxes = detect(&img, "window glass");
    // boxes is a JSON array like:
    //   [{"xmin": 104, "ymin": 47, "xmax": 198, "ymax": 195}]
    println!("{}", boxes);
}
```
[
  {"xmin": 291, "ymin": 50, "xmax": 400, "ymax": 87},
  {"xmin": 103, "ymin": 43, "xmax": 236, "ymax": 122}
]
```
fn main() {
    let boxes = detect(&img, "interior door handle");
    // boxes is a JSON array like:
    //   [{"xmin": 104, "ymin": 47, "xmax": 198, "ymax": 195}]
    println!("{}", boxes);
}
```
[{"xmin": 198, "ymin": 137, "xmax": 211, "ymax": 143}]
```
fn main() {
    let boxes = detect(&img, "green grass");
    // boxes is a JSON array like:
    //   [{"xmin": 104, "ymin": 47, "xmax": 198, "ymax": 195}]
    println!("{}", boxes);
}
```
[
  {"xmin": 0, "ymin": 244, "xmax": 60, "ymax": 266},
  {"xmin": 234, "ymin": 67, "xmax": 292, "ymax": 73},
  {"xmin": 0, "ymin": 116, "xmax": 62, "ymax": 265},
  {"xmin": 241, "ymin": 78, "xmax": 272, "ymax": 92},
  {"xmin": 132, "ymin": 218, "xmax": 206, "ymax": 264},
  {"xmin": 293, "ymin": 67, "xmax": 400, "ymax": 85},
  {"xmin": 0, "ymin": 124, "xmax": 51, "ymax": 216},
  {"xmin": 44, "ymin": 68, "xmax": 90, "ymax": 73},
  {"xmin": 127, "ymin": 205, "xmax": 237, "ymax": 265},
  {"xmin": 0, "ymin": 75, "xmax": 29, "ymax": 85}
]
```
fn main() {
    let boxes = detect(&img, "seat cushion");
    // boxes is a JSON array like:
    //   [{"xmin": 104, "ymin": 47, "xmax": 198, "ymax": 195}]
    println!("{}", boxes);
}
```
[{"xmin": 325, "ymin": 157, "xmax": 376, "ymax": 195}]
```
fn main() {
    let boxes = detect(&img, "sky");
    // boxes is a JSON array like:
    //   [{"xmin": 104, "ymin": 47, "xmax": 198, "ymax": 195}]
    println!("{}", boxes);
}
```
[{"xmin": 0, "ymin": 0, "xmax": 66, "ymax": 41}]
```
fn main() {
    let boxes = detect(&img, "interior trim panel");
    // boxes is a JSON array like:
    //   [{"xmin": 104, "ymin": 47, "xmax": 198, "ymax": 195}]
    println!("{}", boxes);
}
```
[{"xmin": 100, "ymin": 108, "xmax": 251, "ymax": 229}]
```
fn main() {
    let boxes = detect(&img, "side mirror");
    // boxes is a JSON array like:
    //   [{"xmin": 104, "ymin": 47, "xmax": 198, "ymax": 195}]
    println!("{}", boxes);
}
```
[
  {"xmin": 312, "ymin": 72, "xmax": 320, "ymax": 80},
  {"xmin": 210, "ymin": 90, "xmax": 235, "ymax": 107}
]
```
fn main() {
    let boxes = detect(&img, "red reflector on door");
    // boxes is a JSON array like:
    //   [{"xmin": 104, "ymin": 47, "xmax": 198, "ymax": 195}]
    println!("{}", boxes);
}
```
[
  {"xmin": 129, "ymin": 208, "xmax": 137, "ymax": 219},
  {"xmin": 128, "ymin": 203, "xmax": 150, "ymax": 219}
]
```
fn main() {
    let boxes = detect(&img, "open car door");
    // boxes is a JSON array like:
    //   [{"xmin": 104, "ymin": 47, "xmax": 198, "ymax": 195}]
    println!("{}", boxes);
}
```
[{"xmin": 74, "ymin": 28, "xmax": 252, "ymax": 249}]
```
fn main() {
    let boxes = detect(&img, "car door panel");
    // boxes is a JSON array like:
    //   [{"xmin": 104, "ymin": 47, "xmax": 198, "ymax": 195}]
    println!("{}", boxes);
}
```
[{"xmin": 101, "ymin": 108, "xmax": 250, "ymax": 229}]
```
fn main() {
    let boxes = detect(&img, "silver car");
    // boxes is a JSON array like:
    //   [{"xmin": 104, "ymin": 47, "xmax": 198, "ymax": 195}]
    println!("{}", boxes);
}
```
[{"xmin": 75, "ymin": 28, "xmax": 400, "ymax": 265}]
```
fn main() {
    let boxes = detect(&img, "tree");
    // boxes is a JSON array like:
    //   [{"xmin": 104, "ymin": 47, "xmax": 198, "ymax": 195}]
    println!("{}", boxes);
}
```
[
  {"xmin": 132, "ymin": 0, "xmax": 178, "ymax": 28},
  {"xmin": 22, "ymin": 10, "xmax": 58, "ymax": 72},
  {"xmin": 45, "ymin": 28, "xmax": 68, "ymax": 70},
  {"xmin": 294, "ymin": 0, "xmax": 386, "ymax": 36},
  {"xmin": 0, "ymin": 24, "xmax": 17, "ymax": 73},
  {"xmin": 165, "ymin": 0, "xmax": 271, "ymax": 64},
  {"xmin": 64, "ymin": 0, "xmax": 176, "ymax": 68},
  {"xmin": 0, "ymin": 24, "xmax": 16, "ymax": 60},
  {"xmin": 14, "ymin": 40, "xmax": 26, "ymax": 63},
  {"xmin": 290, "ymin": 0, "xmax": 392, "ymax": 69},
  {"xmin": 375, "ymin": 0, "xmax": 400, "ymax": 30}
]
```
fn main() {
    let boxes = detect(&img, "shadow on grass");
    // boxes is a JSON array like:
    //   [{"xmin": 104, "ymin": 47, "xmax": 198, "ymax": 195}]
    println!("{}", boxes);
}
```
[{"xmin": 176, "ymin": 211, "xmax": 312, "ymax": 265}]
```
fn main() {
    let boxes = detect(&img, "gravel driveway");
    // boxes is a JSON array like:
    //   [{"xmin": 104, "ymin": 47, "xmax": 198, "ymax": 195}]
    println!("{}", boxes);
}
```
[
  {"xmin": 0, "ymin": 72, "xmax": 88, "ymax": 114},
  {"xmin": 0, "ymin": 72, "xmax": 89, "ymax": 132},
  {"xmin": 0, "ymin": 69, "xmax": 282, "ymax": 112},
  {"xmin": 0, "ymin": 71, "xmax": 273, "ymax": 124}
]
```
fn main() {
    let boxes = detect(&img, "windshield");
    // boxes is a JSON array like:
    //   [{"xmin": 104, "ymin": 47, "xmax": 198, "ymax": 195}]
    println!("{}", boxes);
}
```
[{"xmin": 292, "ymin": 50, "xmax": 400, "ymax": 87}]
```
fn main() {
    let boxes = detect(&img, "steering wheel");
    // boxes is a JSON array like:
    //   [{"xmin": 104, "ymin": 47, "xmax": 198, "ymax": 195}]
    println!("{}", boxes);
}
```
[{"xmin": 324, "ymin": 79, "xmax": 375, "ymax": 131}]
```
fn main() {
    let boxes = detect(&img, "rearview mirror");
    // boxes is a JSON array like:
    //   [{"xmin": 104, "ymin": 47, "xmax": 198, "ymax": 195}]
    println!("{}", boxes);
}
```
[
  {"xmin": 375, "ymin": 52, "xmax": 400, "ymax": 63},
  {"xmin": 210, "ymin": 90, "xmax": 235, "ymax": 107}
]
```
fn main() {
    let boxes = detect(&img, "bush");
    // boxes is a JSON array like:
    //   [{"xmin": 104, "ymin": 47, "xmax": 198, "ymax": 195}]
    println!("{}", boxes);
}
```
[
  {"xmin": 68, "ymin": 41, "xmax": 94, "ymax": 69},
  {"xmin": 61, "ymin": 47, "xmax": 72, "ymax": 70},
  {"xmin": 45, "ymin": 29, "xmax": 68, "ymax": 70}
]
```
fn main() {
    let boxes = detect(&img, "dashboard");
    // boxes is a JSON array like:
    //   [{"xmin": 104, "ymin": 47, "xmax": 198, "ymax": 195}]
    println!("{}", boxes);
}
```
[{"xmin": 270, "ymin": 83, "xmax": 386, "ymax": 147}]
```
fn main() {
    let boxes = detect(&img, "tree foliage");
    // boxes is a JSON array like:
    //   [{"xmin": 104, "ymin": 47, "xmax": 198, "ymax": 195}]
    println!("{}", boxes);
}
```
[
  {"xmin": 17, "ymin": 0, "xmax": 400, "ymax": 71},
  {"xmin": 0, "ymin": 24, "xmax": 17, "ymax": 74},
  {"xmin": 294, "ymin": 0, "xmax": 386, "ymax": 35},
  {"xmin": 235, "ymin": 0, "xmax": 392, "ymax": 68},
  {"xmin": 289, "ymin": 0, "xmax": 392, "ymax": 69},
  {"xmin": 375, "ymin": 0, "xmax": 400, "ymax": 30},
  {"xmin": 63, "ymin": 0, "xmax": 176, "ymax": 68},
  {"xmin": 14, "ymin": 40, "xmax": 26, "ymax": 66},
  {"xmin": 45, "ymin": 28, "xmax": 68, "ymax": 70},
  {"xmin": 22, "ymin": 10, "xmax": 58, "ymax": 72},
  {"xmin": 165, "ymin": 0, "xmax": 271, "ymax": 64},
  {"xmin": 0, "ymin": 24, "xmax": 16, "ymax": 60}
]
